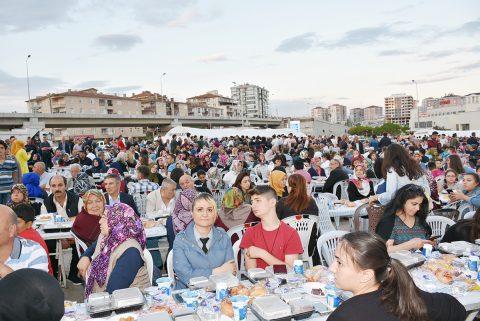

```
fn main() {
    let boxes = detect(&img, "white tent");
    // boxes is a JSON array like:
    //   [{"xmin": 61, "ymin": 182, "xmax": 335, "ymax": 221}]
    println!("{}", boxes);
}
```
[{"xmin": 161, "ymin": 126, "xmax": 305, "ymax": 140}]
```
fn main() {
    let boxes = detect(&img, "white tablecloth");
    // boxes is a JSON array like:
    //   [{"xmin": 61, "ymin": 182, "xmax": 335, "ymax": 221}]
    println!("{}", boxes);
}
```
[{"xmin": 328, "ymin": 204, "xmax": 358, "ymax": 228}]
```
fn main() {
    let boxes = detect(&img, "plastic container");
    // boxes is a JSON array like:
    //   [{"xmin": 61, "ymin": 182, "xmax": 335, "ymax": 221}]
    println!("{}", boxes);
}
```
[
  {"xmin": 422, "ymin": 244, "xmax": 432, "ymax": 257},
  {"xmin": 247, "ymin": 268, "xmax": 272, "ymax": 280},
  {"xmin": 157, "ymin": 277, "xmax": 174, "ymax": 296},
  {"xmin": 325, "ymin": 285, "xmax": 341, "ymax": 309},
  {"xmin": 111, "ymin": 287, "xmax": 145, "ymax": 313},
  {"xmin": 209, "ymin": 273, "xmax": 239, "ymax": 289},
  {"xmin": 289, "ymin": 299, "xmax": 314, "ymax": 315},
  {"xmin": 251, "ymin": 295, "xmax": 292, "ymax": 320},
  {"xmin": 189, "ymin": 276, "xmax": 211, "ymax": 289},
  {"xmin": 468, "ymin": 256, "xmax": 479, "ymax": 271},
  {"xmin": 230, "ymin": 295, "xmax": 249, "ymax": 321},
  {"xmin": 181, "ymin": 290, "xmax": 202, "ymax": 310},
  {"xmin": 86, "ymin": 292, "xmax": 112, "ymax": 318},
  {"xmin": 293, "ymin": 260, "xmax": 304, "ymax": 275},
  {"xmin": 215, "ymin": 282, "xmax": 228, "ymax": 301},
  {"xmin": 139, "ymin": 312, "xmax": 172, "ymax": 321}
]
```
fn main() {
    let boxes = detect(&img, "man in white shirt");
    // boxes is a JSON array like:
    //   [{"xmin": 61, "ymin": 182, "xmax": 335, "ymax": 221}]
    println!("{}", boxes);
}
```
[
  {"xmin": 146, "ymin": 178, "xmax": 176, "ymax": 220},
  {"xmin": 32, "ymin": 162, "xmax": 53, "ymax": 191}
]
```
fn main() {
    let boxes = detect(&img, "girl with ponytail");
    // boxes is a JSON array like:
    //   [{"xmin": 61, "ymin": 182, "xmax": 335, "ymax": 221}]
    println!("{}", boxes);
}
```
[{"xmin": 327, "ymin": 232, "xmax": 466, "ymax": 321}]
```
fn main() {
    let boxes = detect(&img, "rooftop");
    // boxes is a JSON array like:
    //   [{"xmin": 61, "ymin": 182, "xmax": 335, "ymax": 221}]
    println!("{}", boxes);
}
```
[{"xmin": 27, "ymin": 88, "xmax": 140, "ymax": 102}]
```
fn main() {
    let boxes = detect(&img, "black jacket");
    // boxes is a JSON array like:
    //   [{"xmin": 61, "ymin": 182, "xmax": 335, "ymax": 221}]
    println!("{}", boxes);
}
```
[
  {"xmin": 347, "ymin": 181, "xmax": 375, "ymax": 202},
  {"xmin": 44, "ymin": 190, "xmax": 81, "ymax": 217},
  {"xmin": 323, "ymin": 168, "xmax": 349, "ymax": 198},
  {"xmin": 351, "ymin": 141, "xmax": 364, "ymax": 154},
  {"xmin": 104, "ymin": 192, "xmax": 140, "ymax": 216},
  {"xmin": 378, "ymin": 136, "xmax": 392, "ymax": 150}
]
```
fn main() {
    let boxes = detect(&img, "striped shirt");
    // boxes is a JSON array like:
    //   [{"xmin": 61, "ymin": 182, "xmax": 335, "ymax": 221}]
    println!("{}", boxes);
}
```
[
  {"xmin": 0, "ymin": 156, "xmax": 18, "ymax": 193},
  {"xmin": 391, "ymin": 216, "xmax": 428, "ymax": 245},
  {"xmin": 128, "ymin": 179, "xmax": 159, "ymax": 194},
  {"xmin": 4, "ymin": 237, "xmax": 49, "ymax": 274}
]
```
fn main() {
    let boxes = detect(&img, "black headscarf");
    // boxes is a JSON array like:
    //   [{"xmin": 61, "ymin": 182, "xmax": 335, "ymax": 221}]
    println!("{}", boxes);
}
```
[{"xmin": 0, "ymin": 269, "xmax": 64, "ymax": 321}]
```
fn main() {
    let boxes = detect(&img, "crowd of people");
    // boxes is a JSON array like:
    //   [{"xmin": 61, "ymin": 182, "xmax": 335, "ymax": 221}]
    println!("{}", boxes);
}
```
[{"xmin": 1, "ymin": 130, "xmax": 479, "ymax": 320}]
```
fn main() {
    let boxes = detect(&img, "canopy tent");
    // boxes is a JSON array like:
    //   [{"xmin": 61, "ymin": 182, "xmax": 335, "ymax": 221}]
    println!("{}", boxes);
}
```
[
  {"xmin": 414, "ymin": 129, "xmax": 480, "ymax": 138},
  {"xmin": 161, "ymin": 126, "xmax": 306, "ymax": 140}
]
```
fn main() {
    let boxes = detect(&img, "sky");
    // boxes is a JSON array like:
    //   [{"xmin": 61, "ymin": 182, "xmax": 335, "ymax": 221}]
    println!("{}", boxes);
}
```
[{"xmin": 0, "ymin": 0, "xmax": 479, "ymax": 117}]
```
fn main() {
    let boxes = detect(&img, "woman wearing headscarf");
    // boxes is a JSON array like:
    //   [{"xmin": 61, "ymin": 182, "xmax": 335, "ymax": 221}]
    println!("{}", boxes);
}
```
[
  {"xmin": 79, "ymin": 203, "xmax": 150, "ymax": 297},
  {"xmin": 172, "ymin": 188, "xmax": 198, "ymax": 234},
  {"xmin": 7, "ymin": 184, "xmax": 30, "ymax": 208},
  {"xmin": 0, "ymin": 269, "xmax": 64, "ymax": 321},
  {"xmin": 269, "ymin": 170, "xmax": 288, "ymax": 199},
  {"xmin": 215, "ymin": 187, "xmax": 257, "ymax": 232},
  {"xmin": 86, "ymin": 157, "xmax": 107, "ymax": 176},
  {"xmin": 207, "ymin": 167, "xmax": 224, "ymax": 190},
  {"xmin": 71, "ymin": 189, "xmax": 104, "ymax": 246},
  {"xmin": 11, "ymin": 139, "xmax": 31, "ymax": 174},
  {"xmin": 347, "ymin": 165, "xmax": 375, "ymax": 202},
  {"xmin": 308, "ymin": 154, "xmax": 326, "ymax": 177}
]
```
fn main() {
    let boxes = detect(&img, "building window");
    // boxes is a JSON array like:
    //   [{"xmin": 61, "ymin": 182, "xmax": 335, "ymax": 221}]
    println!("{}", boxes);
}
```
[
  {"xmin": 90, "ymin": 99, "xmax": 95, "ymax": 105},
  {"xmin": 107, "ymin": 100, "xmax": 113, "ymax": 106},
  {"xmin": 99, "ymin": 99, "xmax": 105, "ymax": 106}
]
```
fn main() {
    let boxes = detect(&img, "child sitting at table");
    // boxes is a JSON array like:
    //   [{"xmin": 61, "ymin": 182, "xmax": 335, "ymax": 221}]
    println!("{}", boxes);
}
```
[{"xmin": 13, "ymin": 203, "xmax": 53, "ymax": 275}]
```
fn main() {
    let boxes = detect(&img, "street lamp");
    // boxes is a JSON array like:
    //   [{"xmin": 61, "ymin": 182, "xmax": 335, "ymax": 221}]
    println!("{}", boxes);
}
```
[
  {"xmin": 412, "ymin": 80, "xmax": 419, "ymax": 130},
  {"xmin": 160, "ymin": 72, "xmax": 166, "ymax": 98},
  {"xmin": 26, "ymin": 54, "xmax": 32, "ymax": 111}
]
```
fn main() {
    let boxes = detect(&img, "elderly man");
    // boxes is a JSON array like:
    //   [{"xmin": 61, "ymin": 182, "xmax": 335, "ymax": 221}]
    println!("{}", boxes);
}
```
[
  {"xmin": 127, "ymin": 165, "xmax": 159, "ymax": 194},
  {"xmin": 32, "ymin": 161, "xmax": 52, "ymax": 191},
  {"xmin": 179, "ymin": 174, "xmax": 211, "ymax": 194},
  {"xmin": 0, "ymin": 205, "xmax": 48, "ymax": 278},
  {"xmin": 70, "ymin": 163, "xmax": 94, "ymax": 195},
  {"xmin": 103, "ymin": 173, "xmax": 139, "ymax": 215},
  {"xmin": 146, "ymin": 178, "xmax": 176, "ymax": 219}
]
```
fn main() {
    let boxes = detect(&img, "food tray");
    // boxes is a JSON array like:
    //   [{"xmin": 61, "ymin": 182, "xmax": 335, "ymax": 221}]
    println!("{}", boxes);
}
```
[
  {"xmin": 251, "ymin": 295, "xmax": 291, "ymax": 320},
  {"xmin": 209, "ymin": 272, "xmax": 239, "ymax": 288},
  {"xmin": 390, "ymin": 251, "xmax": 425, "ymax": 269},
  {"xmin": 112, "ymin": 288, "xmax": 145, "ymax": 313},
  {"xmin": 188, "ymin": 276, "xmax": 213, "ymax": 290},
  {"xmin": 438, "ymin": 241, "xmax": 479, "ymax": 256},
  {"xmin": 139, "ymin": 312, "xmax": 172, "ymax": 321},
  {"xmin": 86, "ymin": 292, "xmax": 113, "ymax": 318},
  {"xmin": 251, "ymin": 297, "xmax": 314, "ymax": 321},
  {"xmin": 247, "ymin": 268, "xmax": 272, "ymax": 280}
]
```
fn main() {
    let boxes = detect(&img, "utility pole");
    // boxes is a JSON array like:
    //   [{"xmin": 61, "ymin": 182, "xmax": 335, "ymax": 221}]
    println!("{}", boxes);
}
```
[{"xmin": 26, "ymin": 54, "xmax": 32, "ymax": 111}]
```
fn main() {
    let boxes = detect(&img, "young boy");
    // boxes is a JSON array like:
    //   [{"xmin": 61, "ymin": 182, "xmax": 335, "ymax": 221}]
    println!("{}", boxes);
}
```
[
  {"xmin": 240, "ymin": 186, "xmax": 303, "ymax": 269},
  {"xmin": 14, "ymin": 203, "xmax": 53, "ymax": 275}
]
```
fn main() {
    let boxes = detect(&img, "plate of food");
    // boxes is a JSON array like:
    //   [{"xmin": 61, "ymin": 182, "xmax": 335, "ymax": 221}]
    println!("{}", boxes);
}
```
[
  {"xmin": 37, "ymin": 214, "xmax": 53, "ymax": 221},
  {"xmin": 109, "ymin": 313, "xmax": 138, "ymax": 321}
]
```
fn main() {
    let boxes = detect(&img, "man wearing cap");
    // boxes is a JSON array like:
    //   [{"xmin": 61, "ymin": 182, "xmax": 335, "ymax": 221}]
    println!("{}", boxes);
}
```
[{"xmin": 0, "ymin": 205, "xmax": 49, "ymax": 278}]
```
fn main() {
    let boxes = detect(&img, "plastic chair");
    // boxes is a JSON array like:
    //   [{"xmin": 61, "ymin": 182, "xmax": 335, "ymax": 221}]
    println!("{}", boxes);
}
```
[
  {"xmin": 332, "ymin": 180, "xmax": 349, "ymax": 200},
  {"xmin": 352, "ymin": 203, "xmax": 369, "ymax": 232},
  {"xmin": 463, "ymin": 211, "xmax": 476, "ymax": 220},
  {"xmin": 143, "ymin": 248, "xmax": 154, "ymax": 285},
  {"xmin": 426, "ymin": 215, "xmax": 455, "ymax": 238},
  {"xmin": 71, "ymin": 232, "xmax": 88, "ymax": 257},
  {"xmin": 282, "ymin": 215, "xmax": 317, "ymax": 267},
  {"xmin": 212, "ymin": 189, "xmax": 226, "ymax": 208},
  {"xmin": 132, "ymin": 192, "xmax": 148, "ymax": 217},
  {"xmin": 250, "ymin": 173, "xmax": 262, "ymax": 185},
  {"xmin": 317, "ymin": 230, "xmax": 348, "ymax": 266},
  {"xmin": 314, "ymin": 197, "xmax": 336, "ymax": 235},
  {"xmin": 226, "ymin": 222, "xmax": 258, "ymax": 245},
  {"xmin": 166, "ymin": 250, "xmax": 174, "ymax": 279},
  {"xmin": 458, "ymin": 203, "xmax": 475, "ymax": 220},
  {"xmin": 232, "ymin": 240, "xmax": 245, "ymax": 272},
  {"xmin": 192, "ymin": 172, "xmax": 199, "ymax": 181}
]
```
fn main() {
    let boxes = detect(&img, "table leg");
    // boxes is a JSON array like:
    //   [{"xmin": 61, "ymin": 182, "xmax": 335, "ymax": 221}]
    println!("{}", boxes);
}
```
[{"xmin": 57, "ymin": 240, "xmax": 66, "ymax": 288}]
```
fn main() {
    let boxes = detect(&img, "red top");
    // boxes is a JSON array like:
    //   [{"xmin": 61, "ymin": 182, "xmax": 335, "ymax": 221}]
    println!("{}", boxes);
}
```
[
  {"xmin": 19, "ymin": 228, "xmax": 53, "ymax": 276},
  {"xmin": 117, "ymin": 139, "xmax": 126, "ymax": 150},
  {"xmin": 240, "ymin": 221, "xmax": 303, "ymax": 269}
]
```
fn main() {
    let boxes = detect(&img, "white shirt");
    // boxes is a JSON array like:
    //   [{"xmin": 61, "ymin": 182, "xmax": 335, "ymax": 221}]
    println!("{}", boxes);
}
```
[
  {"xmin": 39, "ymin": 171, "xmax": 53, "ymax": 189},
  {"xmin": 108, "ymin": 194, "xmax": 121, "ymax": 205},
  {"xmin": 378, "ymin": 168, "xmax": 431, "ymax": 205},
  {"xmin": 52, "ymin": 194, "xmax": 83, "ymax": 218},
  {"xmin": 146, "ymin": 189, "xmax": 176, "ymax": 219}
]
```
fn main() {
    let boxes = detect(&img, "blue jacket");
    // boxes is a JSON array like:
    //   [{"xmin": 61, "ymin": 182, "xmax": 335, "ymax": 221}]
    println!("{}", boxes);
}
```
[
  {"xmin": 466, "ymin": 186, "xmax": 480, "ymax": 209},
  {"xmin": 173, "ymin": 222, "xmax": 234, "ymax": 289}
]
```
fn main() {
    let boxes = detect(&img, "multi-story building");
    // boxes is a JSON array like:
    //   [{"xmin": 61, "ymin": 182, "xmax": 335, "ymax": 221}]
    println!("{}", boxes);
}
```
[
  {"xmin": 410, "ymin": 93, "xmax": 480, "ymax": 131},
  {"xmin": 187, "ymin": 91, "xmax": 241, "ymax": 118},
  {"xmin": 363, "ymin": 105, "xmax": 383, "ymax": 121},
  {"xmin": 132, "ymin": 91, "xmax": 188, "ymax": 117},
  {"xmin": 384, "ymin": 94, "xmax": 414, "ymax": 126},
  {"xmin": 281, "ymin": 117, "xmax": 349, "ymax": 136},
  {"xmin": 26, "ymin": 88, "xmax": 144, "ymax": 139},
  {"xmin": 350, "ymin": 108, "xmax": 364, "ymax": 124},
  {"xmin": 311, "ymin": 106, "xmax": 330, "ymax": 121},
  {"xmin": 328, "ymin": 104, "xmax": 347, "ymax": 124},
  {"xmin": 230, "ymin": 84, "xmax": 269, "ymax": 118}
]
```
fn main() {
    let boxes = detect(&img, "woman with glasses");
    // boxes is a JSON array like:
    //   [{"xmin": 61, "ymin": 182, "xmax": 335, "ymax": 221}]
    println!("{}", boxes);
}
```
[{"xmin": 376, "ymin": 184, "xmax": 434, "ymax": 252}]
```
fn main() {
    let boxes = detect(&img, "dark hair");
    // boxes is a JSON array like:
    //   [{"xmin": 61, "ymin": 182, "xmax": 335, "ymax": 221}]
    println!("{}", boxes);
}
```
[
  {"xmin": 382, "ymin": 144, "xmax": 424, "ymax": 180},
  {"xmin": 447, "ymin": 155, "xmax": 464, "ymax": 174},
  {"xmin": 136, "ymin": 165, "xmax": 150, "ymax": 179},
  {"xmin": 272, "ymin": 155, "xmax": 283, "ymax": 164},
  {"xmin": 49, "ymin": 175, "xmax": 67, "ymax": 186},
  {"xmin": 293, "ymin": 158, "xmax": 304, "ymax": 170},
  {"xmin": 104, "ymin": 173, "xmax": 121, "ymax": 182},
  {"xmin": 383, "ymin": 184, "xmax": 432, "ymax": 237},
  {"xmin": 464, "ymin": 173, "xmax": 480, "ymax": 185},
  {"xmin": 340, "ymin": 232, "xmax": 428, "ymax": 321},
  {"xmin": 470, "ymin": 209, "xmax": 480, "ymax": 242},
  {"xmin": 170, "ymin": 168, "xmax": 185, "ymax": 185},
  {"xmin": 197, "ymin": 170, "xmax": 206, "ymax": 177},
  {"xmin": 249, "ymin": 185, "xmax": 277, "ymax": 200},
  {"xmin": 13, "ymin": 203, "xmax": 35, "ymax": 223},
  {"xmin": 233, "ymin": 171, "xmax": 251, "ymax": 192},
  {"xmin": 0, "ymin": 140, "xmax": 7, "ymax": 149},
  {"xmin": 427, "ymin": 161, "xmax": 436, "ymax": 170},
  {"xmin": 283, "ymin": 174, "xmax": 311, "ymax": 213}
]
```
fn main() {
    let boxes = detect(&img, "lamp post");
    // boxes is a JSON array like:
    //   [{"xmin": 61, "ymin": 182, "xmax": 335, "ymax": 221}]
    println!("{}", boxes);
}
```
[
  {"xmin": 26, "ymin": 54, "xmax": 32, "ymax": 111},
  {"xmin": 160, "ymin": 72, "xmax": 166, "ymax": 98},
  {"xmin": 412, "ymin": 80, "xmax": 419, "ymax": 130}
]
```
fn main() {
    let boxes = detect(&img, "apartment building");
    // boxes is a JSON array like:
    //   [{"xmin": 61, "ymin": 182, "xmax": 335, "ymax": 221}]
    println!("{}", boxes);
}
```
[
  {"xmin": 231, "ymin": 84, "xmax": 269, "ymax": 118},
  {"xmin": 384, "ymin": 94, "xmax": 414, "ymax": 126},
  {"xmin": 187, "ymin": 91, "xmax": 241, "ymax": 117}
]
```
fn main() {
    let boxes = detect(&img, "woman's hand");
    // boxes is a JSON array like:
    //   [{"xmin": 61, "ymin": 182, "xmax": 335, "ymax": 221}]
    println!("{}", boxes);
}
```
[
  {"xmin": 405, "ymin": 238, "xmax": 433, "ymax": 250},
  {"xmin": 368, "ymin": 195, "xmax": 378, "ymax": 205},
  {"xmin": 450, "ymin": 190, "xmax": 468, "ymax": 202},
  {"xmin": 77, "ymin": 257, "xmax": 91, "ymax": 279}
]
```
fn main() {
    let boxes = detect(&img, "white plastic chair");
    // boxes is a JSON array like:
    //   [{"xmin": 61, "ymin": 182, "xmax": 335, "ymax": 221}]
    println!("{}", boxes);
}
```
[
  {"xmin": 463, "ymin": 211, "xmax": 476, "ymax": 220},
  {"xmin": 192, "ymin": 172, "xmax": 199, "ymax": 181},
  {"xmin": 282, "ymin": 215, "xmax": 317, "ymax": 267},
  {"xmin": 143, "ymin": 248, "xmax": 154, "ymax": 285},
  {"xmin": 166, "ymin": 250, "xmax": 174, "ymax": 280},
  {"xmin": 250, "ymin": 173, "xmax": 262, "ymax": 185},
  {"xmin": 132, "ymin": 192, "xmax": 148, "ymax": 217},
  {"xmin": 314, "ymin": 197, "xmax": 336, "ymax": 235},
  {"xmin": 317, "ymin": 230, "xmax": 348, "ymax": 266},
  {"xmin": 426, "ymin": 215, "xmax": 455, "ymax": 238},
  {"xmin": 212, "ymin": 189, "xmax": 226, "ymax": 208},
  {"xmin": 71, "ymin": 232, "xmax": 88, "ymax": 257},
  {"xmin": 226, "ymin": 222, "xmax": 258, "ymax": 244},
  {"xmin": 332, "ymin": 180, "xmax": 349, "ymax": 200},
  {"xmin": 232, "ymin": 240, "xmax": 245, "ymax": 272},
  {"xmin": 458, "ymin": 203, "xmax": 475, "ymax": 220}
]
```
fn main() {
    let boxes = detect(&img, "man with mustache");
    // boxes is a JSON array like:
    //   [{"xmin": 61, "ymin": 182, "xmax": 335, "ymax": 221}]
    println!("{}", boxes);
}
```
[{"xmin": 43, "ymin": 174, "xmax": 83, "ymax": 284}]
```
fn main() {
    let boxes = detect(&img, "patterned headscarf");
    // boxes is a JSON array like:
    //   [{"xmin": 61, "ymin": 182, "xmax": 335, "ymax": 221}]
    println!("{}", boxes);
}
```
[
  {"xmin": 222, "ymin": 187, "xmax": 244, "ymax": 209},
  {"xmin": 7, "ymin": 184, "xmax": 29, "ymax": 208},
  {"xmin": 172, "ymin": 189, "xmax": 197, "ymax": 233},
  {"xmin": 85, "ymin": 203, "xmax": 146, "ymax": 297}
]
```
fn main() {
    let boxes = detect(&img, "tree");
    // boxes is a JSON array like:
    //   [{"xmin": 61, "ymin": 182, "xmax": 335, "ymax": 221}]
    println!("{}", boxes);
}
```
[{"xmin": 349, "ymin": 123, "xmax": 409, "ymax": 136}]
